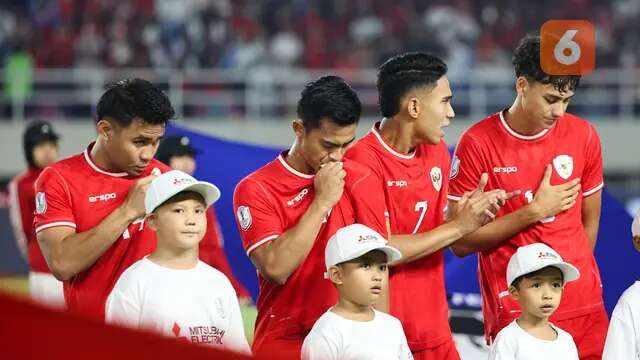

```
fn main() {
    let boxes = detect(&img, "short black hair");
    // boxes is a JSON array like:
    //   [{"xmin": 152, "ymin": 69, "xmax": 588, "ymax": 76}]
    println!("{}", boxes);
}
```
[
  {"xmin": 296, "ymin": 75, "xmax": 362, "ymax": 130},
  {"xmin": 511, "ymin": 266, "xmax": 565, "ymax": 289},
  {"xmin": 377, "ymin": 52, "xmax": 448, "ymax": 118},
  {"xmin": 96, "ymin": 78, "xmax": 175, "ymax": 128},
  {"xmin": 513, "ymin": 35, "xmax": 581, "ymax": 93}
]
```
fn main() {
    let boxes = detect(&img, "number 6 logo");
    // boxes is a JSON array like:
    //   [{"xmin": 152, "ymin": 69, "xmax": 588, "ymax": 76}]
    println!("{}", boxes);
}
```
[{"xmin": 540, "ymin": 20, "xmax": 595, "ymax": 75}]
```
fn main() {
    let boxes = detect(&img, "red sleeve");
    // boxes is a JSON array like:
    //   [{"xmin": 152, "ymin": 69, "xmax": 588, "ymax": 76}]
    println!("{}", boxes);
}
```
[
  {"xmin": 233, "ymin": 177, "xmax": 282, "ymax": 255},
  {"xmin": 448, "ymin": 133, "xmax": 485, "ymax": 201},
  {"xmin": 33, "ymin": 167, "xmax": 76, "ymax": 233},
  {"xmin": 199, "ymin": 209, "xmax": 250, "ymax": 298},
  {"xmin": 581, "ymin": 124, "xmax": 604, "ymax": 197}
]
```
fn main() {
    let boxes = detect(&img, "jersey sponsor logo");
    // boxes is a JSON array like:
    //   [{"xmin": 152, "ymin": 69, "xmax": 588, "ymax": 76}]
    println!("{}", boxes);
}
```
[
  {"xmin": 493, "ymin": 166, "xmax": 518, "ymax": 174},
  {"xmin": 430, "ymin": 167, "xmax": 442, "ymax": 192},
  {"xmin": 553, "ymin": 154, "xmax": 574, "ymax": 179},
  {"xmin": 35, "ymin": 192, "xmax": 47, "ymax": 214},
  {"xmin": 450, "ymin": 155, "xmax": 460, "ymax": 180},
  {"xmin": 287, "ymin": 188, "xmax": 309, "ymax": 206},
  {"xmin": 236, "ymin": 206, "xmax": 252, "ymax": 230},
  {"xmin": 386, "ymin": 180, "xmax": 408, "ymax": 187},
  {"xmin": 88, "ymin": 192, "xmax": 117, "ymax": 203}
]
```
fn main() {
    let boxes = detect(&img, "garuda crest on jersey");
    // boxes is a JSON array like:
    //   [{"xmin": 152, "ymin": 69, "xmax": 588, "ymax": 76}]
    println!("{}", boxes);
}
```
[{"xmin": 553, "ymin": 154, "xmax": 574, "ymax": 180}]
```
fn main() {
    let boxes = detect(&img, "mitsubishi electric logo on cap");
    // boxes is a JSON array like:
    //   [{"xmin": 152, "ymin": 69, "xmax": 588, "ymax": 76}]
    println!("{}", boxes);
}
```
[
  {"xmin": 173, "ymin": 178, "xmax": 196, "ymax": 186},
  {"xmin": 538, "ymin": 251, "xmax": 559, "ymax": 260},
  {"xmin": 357, "ymin": 234, "xmax": 379, "ymax": 243}
]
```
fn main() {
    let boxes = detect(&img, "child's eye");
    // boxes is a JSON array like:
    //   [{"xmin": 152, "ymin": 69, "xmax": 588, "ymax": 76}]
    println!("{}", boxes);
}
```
[
  {"xmin": 173, "ymin": 209, "xmax": 184, "ymax": 213},
  {"xmin": 532, "ymin": 283, "xmax": 541, "ymax": 288},
  {"xmin": 379, "ymin": 264, "xmax": 387, "ymax": 271},
  {"xmin": 553, "ymin": 282, "xmax": 562, "ymax": 288},
  {"xmin": 195, "ymin": 209, "xmax": 204, "ymax": 214},
  {"xmin": 362, "ymin": 264, "xmax": 371, "ymax": 269}
]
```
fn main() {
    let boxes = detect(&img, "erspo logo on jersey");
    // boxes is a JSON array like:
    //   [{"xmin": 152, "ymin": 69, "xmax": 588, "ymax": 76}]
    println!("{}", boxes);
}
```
[
  {"xmin": 493, "ymin": 166, "xmax": 518, "ymax": 174},
  {"xmin": 88, "ymin": 192, "xmax": 117, "ymax": 203},
  {"xmin": 287, "ymin": 188, "xmax": 309, "ymax": 206}
]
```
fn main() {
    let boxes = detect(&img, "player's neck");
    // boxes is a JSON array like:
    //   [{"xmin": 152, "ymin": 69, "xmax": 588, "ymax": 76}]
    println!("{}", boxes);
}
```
[
  {"xmin": 332, "ymin": 297, "xmax": 375, "ymax": 322},
  {"xmin": 506, "ymin": 101, "xmax": 545, "ymax": 135},
  {"xmin": 379, "ymin": 117, "xmax": 417, "ymax": 154},
  {"xmin": 91, "ymin": 139, "xmax": 121, "ymax": 173},
  {"xmin": 285, "ymin": 142, "xmax": 314, "ymax": 175},
  {"xmin": 516, "ymin": 312, "xmax": 557, "ymax": 340},
  {"xmin": 148, "ymin": 244, "xmax": 199, "ymax": 270}
]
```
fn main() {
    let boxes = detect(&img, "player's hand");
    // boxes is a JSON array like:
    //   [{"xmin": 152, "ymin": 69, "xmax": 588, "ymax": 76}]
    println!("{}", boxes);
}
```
[
  {"xmin": 313, "ymin": 162, "xmax": 346, "ymax": 211},
  {"xmin": 529, "ymin": 165, "xmax": 581, "ymax": 219},
  {"xmin": 121, "ymin": 174, "xmax": 157, "ymax": 221}
]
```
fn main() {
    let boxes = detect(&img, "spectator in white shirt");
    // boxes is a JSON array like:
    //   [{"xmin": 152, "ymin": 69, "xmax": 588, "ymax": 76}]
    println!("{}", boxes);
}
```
[
  {"xmin": 489, "ymin": 243, "xmax": 581, "ymax": 360},
  {"xmin": 105, "ymin": 170, "xmax": 250, "ymax": 355},
  {"xmin": 302, "ymin": 224, "xmax": 412, "ymax": 360},
  {"xmin": 602, "ymin": 211, "xmax": 640, "ymax": 359}
]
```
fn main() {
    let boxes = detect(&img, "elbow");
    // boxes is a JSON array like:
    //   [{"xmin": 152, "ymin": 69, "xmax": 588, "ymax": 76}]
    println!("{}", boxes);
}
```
[
  {"xmin": 47, "ymin": 255, "xmax": 75, "ymax": 281},
  {"xmin": 450, "ymin": 244, "xmax": 473, "ymax": 258},
  {"xmin": 259, "ymin": 265, "xmax": 290, "ymax": 286}
]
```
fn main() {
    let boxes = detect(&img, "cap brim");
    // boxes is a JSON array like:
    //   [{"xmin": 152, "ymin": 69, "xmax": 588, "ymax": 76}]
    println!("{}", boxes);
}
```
[
  {"xmin": 553, "ymin": 262, "xmax": 581, "ymax": 283},
  {"xmin": 343, "ymin": 244, "xmax": 403, "ymax": 265},
  {"xmin": 146, "ymin": 181, "xmax": 221, "ymax": 214}
]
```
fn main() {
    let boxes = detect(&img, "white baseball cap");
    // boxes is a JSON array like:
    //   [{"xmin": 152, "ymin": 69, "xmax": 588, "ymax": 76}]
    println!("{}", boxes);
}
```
[
  {"xmin": 324, "ymin": 224, "xmax": 402, "ymax": 278},
  {"xmin": 145, "ymin": 170, "xmax": 221, "ymax": 214},
  {"xmin": 632, "ymin": 210, "xmax": 640, "ymax": 237},
  {"xmin": 506, "ymin": 243, "xmax": 580, "ymax": 287}
]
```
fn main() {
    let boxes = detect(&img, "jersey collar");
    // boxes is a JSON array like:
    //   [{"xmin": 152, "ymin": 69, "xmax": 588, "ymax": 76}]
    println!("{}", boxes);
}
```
[
  {"xmin": 83, "ymin": 143, "xmax": 129, "ymax": 177},
  {"xmin": 498, "ymin": 111, "xmax": 550, "ymax": 141},
  {"xmin": 277, "ymin": 152, "xmax": 314, "ymax": 179},
  {"xmin": 371, "ymin": 121, "xmax": 416, "ymax": 160}
]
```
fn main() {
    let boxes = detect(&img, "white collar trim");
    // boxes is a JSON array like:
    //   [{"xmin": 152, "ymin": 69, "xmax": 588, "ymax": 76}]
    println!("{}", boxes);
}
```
[
  {"xmin": 499, "ymin": 111, "xmax": 549, "ymax": 140},
  {"xmin": 371, "ymin": 122, "xmax": 416, "ymax": 160},
  {"xmin": 83, "ymin": 148, "xmax": 129, "ymax": 177},
  {"xmin": 277, "ymin": 154, "xmax": 314, "ymax": 179}
]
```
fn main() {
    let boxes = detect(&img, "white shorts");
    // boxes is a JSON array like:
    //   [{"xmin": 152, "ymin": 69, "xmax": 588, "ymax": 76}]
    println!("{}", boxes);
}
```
[{"xmin": 29, "ymin": 271, "xmax": 65, "ymax": 309}]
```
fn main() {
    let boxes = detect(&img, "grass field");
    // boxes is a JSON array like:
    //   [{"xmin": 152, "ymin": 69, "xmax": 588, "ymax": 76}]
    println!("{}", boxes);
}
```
[{"xmin": 0, "ymin": 276, "xmax": 257, "ymax": 343}]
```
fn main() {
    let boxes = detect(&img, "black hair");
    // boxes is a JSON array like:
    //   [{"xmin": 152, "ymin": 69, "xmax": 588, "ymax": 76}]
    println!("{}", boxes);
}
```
[
  {"xmin": 296, "ymin": 75, "xmax": 362, "ymax": 130},
  {"xmin": 511, "ymin": 266, "xmax": 565, "ymax": 289},
  {"xmin": 96, "ymin": 78, "xmax": 175, "ymax": 128},
  {"xmin": 513, "ymin": 35, "xmax": 581, "ymax": 93},
  {"xmin": 23, "ymin": 121, "xmax": 59, "ymax": 168},
  {"xmin": 377, "ymin": 52, "xmax": 448, "ymax": 118}
]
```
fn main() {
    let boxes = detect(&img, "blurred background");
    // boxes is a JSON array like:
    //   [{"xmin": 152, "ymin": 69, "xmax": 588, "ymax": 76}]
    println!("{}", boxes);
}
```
[{"xmin": 0, "ymin": 1, "xmax": 639, "ymax": 358}]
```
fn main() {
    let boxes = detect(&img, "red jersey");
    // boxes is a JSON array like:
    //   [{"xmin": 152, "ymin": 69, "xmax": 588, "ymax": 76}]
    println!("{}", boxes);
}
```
[
  {"xmin": 33, "ymin": 143, "xmax": 170, "ymax": 320},
  {"xmin": 344, "ymin": 123, "xmax": 452, "ymax": 351},
  {"xmin": 233, "ymin": 153, "xmax": 386, "ymax": 352},
  {"xmin": 199, "ymin": 207, "xmax": 250, "ymax": 298},
  {"xmin": 448, "ymin": 111, "xmax": 604, "ymax": 340},
  {"xmin": 8, "ymin": 168, "xmax": 50, "ymax": 273}
]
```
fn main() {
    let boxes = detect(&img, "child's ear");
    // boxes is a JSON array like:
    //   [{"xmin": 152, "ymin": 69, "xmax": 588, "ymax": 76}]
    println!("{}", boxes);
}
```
[
  {"xmin": 146, "ymin": 213, "xmax": 158, "ymax": 231},
  {"xmin": 328, "ymin": 266, "xmax": 343, "ymax": 285},
  {"xmin": 633, "ymin": 236, "xmax": 640, "ymax": 252},
  {"xmin": 508, "ymin": 285, "xmax": 520, "ymax": 300}
]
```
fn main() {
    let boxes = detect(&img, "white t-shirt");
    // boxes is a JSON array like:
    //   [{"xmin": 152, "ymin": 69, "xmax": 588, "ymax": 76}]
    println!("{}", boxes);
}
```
[
  {"xmin": 105, "ymin": 257, "xmax": 250, "ymax": 354},
  {"xmin": 301, "ymin": 309, "xmax": 413, "ymax": 360},
  {"xmin": 603, "ymin": 281, "xmax": 640, "ymax": 359},
  {"xmin": 489, "ymin": 319, "xmax": 579, "ymax": 360}
]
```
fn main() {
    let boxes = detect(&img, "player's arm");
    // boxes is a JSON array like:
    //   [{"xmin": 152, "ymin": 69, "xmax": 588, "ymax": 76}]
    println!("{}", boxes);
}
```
[
  {"xmin": 387, "ymin": 175, "xmax": 511, "ymax": 265},
  {"xmin": 582, "ymin": 190, "xmax": 602, "ymax": 250},
  {"xmin": 37, "ymin": 175, "xmax": 155, "ymax": 281},
  {"xmin": 247, "ymin": 162, "xmax": 345, "ymax": 285},
  {"xmin": 450, "ymin": 165, "xmax": 581, "ymax": 257},
  {"xmin": 7, "ymin": 178, "xmax": 29, "ymax": 259}
]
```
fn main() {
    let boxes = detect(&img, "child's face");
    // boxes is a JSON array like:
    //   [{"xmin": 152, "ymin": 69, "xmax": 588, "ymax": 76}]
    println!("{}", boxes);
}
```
[
  {"xmin": 510, "ymin": 266, "xmax": 564, "ymax": 321},
  {"xmin": 149, "ymin": 192, "xmax": 207, "ymax": 249},
  {"xmin": 335, "ymin": 250, "xmax": 388, "ymax": 307}
]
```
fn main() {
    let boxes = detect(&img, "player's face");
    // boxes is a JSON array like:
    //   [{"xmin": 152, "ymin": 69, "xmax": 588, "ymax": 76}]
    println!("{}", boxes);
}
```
[
  {"xmin": 510, "ymin": 266, "xmax": 564, "ymax": 321},
  {"xmin": 295, "ymin": 118, "xmax": 357, "ymax": 172},
  {"xmin": 150, "ymin": 193, "xmax": 207, "ymax": 249},
  {"xmin": 32, "ymin": 141, "xmax": 59, "ymax": 169},
  {"xmin": 169, "ymin": 155, "xmax": 197, "ymax": 175},
  {"xmin": 413, "ymin": 76, "xmax": 454, "ymax": 145},
  {"xmin": 107, "ymin": 118, "xmax": 165, "ymax": 176},
  {"xmin": 337, "ymin": 250, "xmax": 388, "ymax": 307},
  {"xmin": 519, "ymin": 78, "xmax": 575, "ymax": 131}
]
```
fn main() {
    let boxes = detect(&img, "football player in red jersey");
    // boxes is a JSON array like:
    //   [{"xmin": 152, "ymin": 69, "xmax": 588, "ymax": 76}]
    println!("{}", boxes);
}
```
[
  {"xmin": 34, "ymin": 78, "xmax": 175, "ymax": 320},
  {"xmin": 344, "ymin": 52, "xmax": 513, "ymax": 360},
  {"xmin": 448, "ymin": 35, "xmax": 607, "ymax": 359},
  {"xmin": 8, "ymin": 121, "xmax": 63, "ymax": 308},
  {"xmin": 233, "ymin": 76, "xmax": 387, "ymax": 358}
]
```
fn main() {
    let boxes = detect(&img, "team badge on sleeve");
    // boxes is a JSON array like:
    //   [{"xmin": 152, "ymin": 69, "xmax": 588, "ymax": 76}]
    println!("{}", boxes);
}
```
[
  {"xmin": 553, "ymin": 154, "xmax": 574, "ymax": 179},
  {"xmin": 449, "ymin": 155, "xmax": 460, "ymax": 180},
  {"xmin": 236, "ymin": 206, "xmax": 252, "ymax": 230},
  {"xmin": 35, "ymin": 192, "xmax": 47, "ymax": 214},
  {"xmin": 430, "ymin": 167, "xmax": 443, "ymax": 192}
]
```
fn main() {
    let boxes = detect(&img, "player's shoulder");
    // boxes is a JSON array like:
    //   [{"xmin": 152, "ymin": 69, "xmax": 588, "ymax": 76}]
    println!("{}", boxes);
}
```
[
  {"xmin": 347, "ymin": 130, "xmax": 378, "ymax": 153},
  {"xmin": 48, "ymin": 151, "xmax": 86, "ymax": 173},
  {"xmin": 560, "ymin": 112, "xmax": 599, "ymax": 133},
  {"xmin": 460, "ymin": 112, "xmax": 501, "ymax": 140},
  {"xmin": 235, "ymin": 157, "xmax": 279, "ymax": 190}
]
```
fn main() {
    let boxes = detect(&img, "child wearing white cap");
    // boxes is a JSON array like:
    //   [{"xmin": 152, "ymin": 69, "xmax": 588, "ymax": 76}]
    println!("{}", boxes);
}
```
[
  {"xmin": 301, "ymin": 224, "xmax": 412, "ymax": 360},
  {"xmin": 489, "ymin": 243, "xmax": 581, "ymax": 360},
  {"xmin": 105, "ymin": 170, "xmax": 250, "ymax": 354},
  {"xmin": 602, "ymin": 210, "xmax": 640, "ymax": 359}
]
